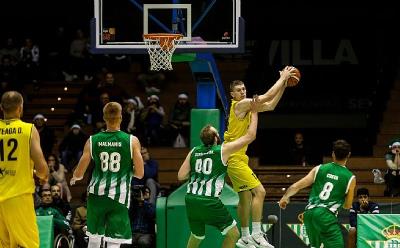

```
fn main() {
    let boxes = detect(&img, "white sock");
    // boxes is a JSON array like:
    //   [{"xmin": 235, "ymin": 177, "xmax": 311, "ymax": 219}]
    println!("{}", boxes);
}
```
[
  {"xmin": 107, "ymin": 242, "xmax": 121, "ymax": 248},
  {"xmin": 88, "ymin": 237, "xmax": 102, "ymax": 248},
  {"xmin": 252, "ymin": 222, "xmax": 261, "ymax": 234},
  {"xmin": 241, "ymin": 227, "xmax": 250, "ymax": 238}
]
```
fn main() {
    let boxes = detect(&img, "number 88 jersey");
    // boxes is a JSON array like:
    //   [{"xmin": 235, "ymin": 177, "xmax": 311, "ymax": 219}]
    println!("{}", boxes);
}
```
[
  {"xmin": 89, "ymin": 130, "xmax": 133, "ymax": 207},
  {"xmin": 306, "ymin": 162, "xmax": 355, "ymax": 214}
]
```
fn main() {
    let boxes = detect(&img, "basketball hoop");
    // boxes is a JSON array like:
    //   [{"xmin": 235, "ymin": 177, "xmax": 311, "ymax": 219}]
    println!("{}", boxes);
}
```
[{"xmin": 143, "ymin": 33, "xmax": 183, "ymax": 71}]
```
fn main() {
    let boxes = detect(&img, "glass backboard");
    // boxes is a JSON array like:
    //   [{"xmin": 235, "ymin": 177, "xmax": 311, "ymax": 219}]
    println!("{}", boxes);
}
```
[{"xmin": 91, "ymin": 0, "xmax": 244, "ymax": 54}]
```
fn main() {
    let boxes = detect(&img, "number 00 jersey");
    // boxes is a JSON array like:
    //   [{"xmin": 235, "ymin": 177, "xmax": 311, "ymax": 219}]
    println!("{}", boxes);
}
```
[
  {"xmin": 306, "ymin": 162, "xmax": 355, "ymax": 214},
  {"xmin": 0, "ymin": 119, "xmax": 34, "ymax": 202},
  {"xmin": 187, "ymin": 144, "xmax": 227, "ymax": 198},
  {"xmin": 88, "ymin": 130, "xmax": 134, "ymax": 208}
]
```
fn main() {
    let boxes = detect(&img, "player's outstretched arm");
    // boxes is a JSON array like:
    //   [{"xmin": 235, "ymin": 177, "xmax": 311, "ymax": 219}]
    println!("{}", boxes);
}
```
[
  {"xmin": 70, "ymin": 139, "xmax": 91, "ymax": 185},
  {"xmin": 178, "ymin": 150, "xmax": 193, "ymax": 181},
  {"xmin": 234, "ymin": 66, "xmax": 296, "ymax": 115},
  {"xmin": 31, "ymin": 126, "xmax": 49, "ymax": 182},
  {"xmin": 343, "ymin": 177, "xmax": 356, "ymax": 209},
  {"xmin": 257, "ymin": 66, "xmax": 297, "ymax": 112},
  {"xmin": 222, "ymin": 100, "xmax": 258, "ymax": 163},
  {"xmin": 279, "ymin": 166, "xmax": 317, "ymax": 209}
]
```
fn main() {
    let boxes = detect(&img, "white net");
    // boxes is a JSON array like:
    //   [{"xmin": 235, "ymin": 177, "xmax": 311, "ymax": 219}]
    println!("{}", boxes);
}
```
[{"xmin": 143, "ymin": 33, "xmax": 183, "ymax": 71}]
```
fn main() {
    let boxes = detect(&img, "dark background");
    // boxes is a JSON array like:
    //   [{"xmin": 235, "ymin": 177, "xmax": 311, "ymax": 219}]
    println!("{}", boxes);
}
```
[{"xmin": 1, "ymin": 1, "xmax": 399, "ymax": 164}]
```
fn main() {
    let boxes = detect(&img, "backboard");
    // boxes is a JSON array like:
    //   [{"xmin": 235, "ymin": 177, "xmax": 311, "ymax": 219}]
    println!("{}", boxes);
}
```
[{"xmin": 91, "ymin": 0, "xmax": 244, "ymax": 54}]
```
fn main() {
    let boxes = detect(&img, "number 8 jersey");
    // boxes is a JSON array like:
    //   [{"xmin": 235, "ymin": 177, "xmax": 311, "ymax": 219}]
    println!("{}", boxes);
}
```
[
  {"xmin": 306, "ymin": 162, "xmax": 355, "ymax": 214},
  {"xmin": 187, "ymin": 144, "xmax": 227, "ymax": 198},
  {"xmin": 89, "ymin": 130, "xmax": 134, "ymax": 208}
]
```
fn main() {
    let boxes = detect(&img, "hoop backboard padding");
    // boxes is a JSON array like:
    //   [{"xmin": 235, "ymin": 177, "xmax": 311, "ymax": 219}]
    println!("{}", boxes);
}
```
[
  {"xmin": 171, "ymin": 52, "xmax": 197, "ymax": 62},
  {"xmin": 37, "ymin": 216, "xmax": 54, "ymax": 248},
  {"xmin": 197, "ymin": 82, "xmax": 216, "ymax": 109},
  {"xmin": 143, "ymin": 33, "xmax": 183, "ymax": 70},
  {"xmin": 91, "ymin": 0, "xmax": 244, "ymax": 54},
  {"xmin": 193, "ymin": 53, "xmax": 229, "ymax": 118},
  {"xmin": 190, "ymin": 109, "xmax": 220, "ymax": 148},
  {"xmin": 156, "ymin": 197, "xmax": 167, "ymax": 248}
]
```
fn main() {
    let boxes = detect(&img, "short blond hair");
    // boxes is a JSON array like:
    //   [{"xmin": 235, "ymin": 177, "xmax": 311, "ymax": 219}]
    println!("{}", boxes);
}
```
[
  {"xmin": 230, "ymin": 80, "xmax": 244, "ymax": 92},
  {"xmin": 103, "ymin": 102, "xmax": 122, "ymax": 124},
  {"xmin": 1, "ymin": 91, "xmax": 23, "ymax": 113}
]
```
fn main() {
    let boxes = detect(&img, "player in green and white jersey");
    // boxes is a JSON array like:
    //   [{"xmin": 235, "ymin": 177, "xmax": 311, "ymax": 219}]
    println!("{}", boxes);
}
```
[
  {"xmin": 70, "ymin": 102, "xmax": 144, "ymax": 248},
  {"xmin": 178, "ymin": 99, "xmax": 259, "ymax": 248},
  {"xmin": 279, "ymin": 139, "xmax": 356, "ymax": 248}
]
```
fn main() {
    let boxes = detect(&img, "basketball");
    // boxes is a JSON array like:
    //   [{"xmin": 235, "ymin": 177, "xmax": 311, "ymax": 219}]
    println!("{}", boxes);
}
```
[{"xmin": 287, "ymin": 67, "xmax": 301, "ymax": 87}]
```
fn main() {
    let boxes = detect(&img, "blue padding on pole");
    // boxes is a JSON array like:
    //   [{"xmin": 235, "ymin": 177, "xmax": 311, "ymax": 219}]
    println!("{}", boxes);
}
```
[{"xmin": 197, "ymin": 81, "xmax": 216, "ymax": 109}]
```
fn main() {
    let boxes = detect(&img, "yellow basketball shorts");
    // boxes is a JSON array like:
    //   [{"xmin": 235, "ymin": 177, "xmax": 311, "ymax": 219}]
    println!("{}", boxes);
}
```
[
  {"xmin": 227, "ymin": 155, "xmax": 261, "ymax": 192},
  {"xmin": 0, "ymin": 193, "xmax": 39, "ymax": 248}
]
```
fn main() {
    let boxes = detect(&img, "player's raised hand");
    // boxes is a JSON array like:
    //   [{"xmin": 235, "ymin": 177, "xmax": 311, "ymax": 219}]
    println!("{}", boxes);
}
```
[
  {"xmin": 279, "ymin": 196, "xmax": 290, "ymax": 209},
  {"xmin": 279, "ymin": 66, "xmax": 297, "ymax": 82},
  {"xmin": 250, "ymin": 94, "xmax": 260, "ymax": 113}
]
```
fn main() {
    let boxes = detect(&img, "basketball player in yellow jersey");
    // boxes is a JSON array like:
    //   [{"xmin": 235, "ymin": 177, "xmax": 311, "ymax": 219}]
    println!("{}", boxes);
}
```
[
  {"xmin": 0, "ymin": 91, "xmax": 49, "ymax": 248},
  {"xmin": 225, "ymin": 66, "xmax": 296, "ymax": 248}
]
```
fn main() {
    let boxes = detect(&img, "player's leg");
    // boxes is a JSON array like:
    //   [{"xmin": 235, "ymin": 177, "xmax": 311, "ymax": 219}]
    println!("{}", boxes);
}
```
[
  {"xmin": 347, "ymin": 227, "xmax": 357, "ymax": 248},
  {"xmin": 318, "ymin": 209, "xmax": 344, "ymax": 248},
  {"xmin": 222, "ymin": 226, "xmax": 240, "ymax": 248},
  {"xmin": 238, "ymin": 190, "xmax": 252, "ymax": 234},
  {"xmin": 87, "ymin": 194, "xmax": 107, "ymax": 248},
  {"xmin": 250, "ymin": 183, "xmax": 266, "ymax": 229},
  {"xmin": 104, "ymin": 198, "xmax": 132, "ymax": 246},
  {"xmin": 185, "ymin": 195, "xmax": 206, "ymax": 248},
  {"xmin": 5, "ymin": 194, "xmax": 39, "ymax": 248},
  {"xmin": 303, "ymin": 209, "xmax": 321, "ymax": 248},
  {"xmin": 187, "ymin": 234, "xmax": 203, "ymax": 248},
  {"xmin": 203, "ymin": 197, "xmax": 239, "ymax": 248}
]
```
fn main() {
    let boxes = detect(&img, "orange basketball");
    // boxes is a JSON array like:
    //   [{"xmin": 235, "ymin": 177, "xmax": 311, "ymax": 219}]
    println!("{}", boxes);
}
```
[{"xmin": 287, "ymin": 67, "xmax": 301, "ymax": 87}]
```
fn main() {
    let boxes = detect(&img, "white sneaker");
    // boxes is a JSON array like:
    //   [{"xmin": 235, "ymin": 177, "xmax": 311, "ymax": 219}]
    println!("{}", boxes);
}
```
[
  {"xmin": 250, "ymin": 232, "xmax": 274, "ymax": 248},
  {"xmin": 236, "ymin": 237, "xmax": 256, "ymax": 248}
]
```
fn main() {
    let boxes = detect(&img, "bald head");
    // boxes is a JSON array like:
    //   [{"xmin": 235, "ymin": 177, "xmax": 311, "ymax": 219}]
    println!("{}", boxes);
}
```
[{"xmin": 1, "ymin": 91, "xmax": 23, "ymax": 117}]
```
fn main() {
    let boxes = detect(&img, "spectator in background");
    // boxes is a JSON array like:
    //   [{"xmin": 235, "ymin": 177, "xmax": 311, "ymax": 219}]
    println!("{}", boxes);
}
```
[
  {"xmin": 384, "ymin": 140, "xmax": 400, "ymax": 196},
  {"xmin": 168, "ymin": 93, "xmax": 192, "ymax": 147},
  {"xmin": 63, "ymin": 28, "xmax": 93, "ymax": 81},
  {"xmin": 19, "ymin": 38, "xmax": 40, "ymax": 89},
  {"xmin": 97, "ymin": 72, "xmax": 129, "ymax": 103},
  {"xmin": 137, "ymin": 62, "xmax": 165, "ymax": 95},
  {"xmin": 59, "ymin": 124, "xmax": 88, "ymax": 171},
  {"xmin": 47, "ymin": 154, "xmax": 72, "ymax": 202},
  {"xmin": 33, "ymin": 113, "xmax": 56, "ymax": 157},
  {"xmin": 72, "ymin": 192, "xmax": 88, "ymax": 248},
  {"xmin": 0, "ymin": 55, "xmax": 19, "ymax": 91},
  {"xmin": 51, "ymin": 184, "xmax": 72, "ymax": 221},
  {"xmin": 140, "ymin": 95, "xmax": 165, "ymax": 146},
  {"xmin": 45, "ymin": 26, "xmax": 70, "ymax": 81},
  {"xmin": 348, "ymin": 188, "xmax": 380, "ymax": 248},
  {"xmin": 287, "ymin": 131, "xmax": 315, "ymax": 166},
  {"xmin": 35, "ymin": 189, "xmax": 70, "ymax": 235},
  {"xmin": 132, "ymin": 147, "xmax": 159, "ymax": 206},
  {"xmin": 0, "ymin": 37, "xmax": 19, "ymax": 65},
  {"xmin": 121, "ymin": 98, "xmax": 140, "ymax": 134},
  {"xmin": 129, "ymin": 186, "xmax": 155, "ymax": 248},
  {"xmin": 92, "ymin": 92, "xmax": 110, "ymax": 133}
]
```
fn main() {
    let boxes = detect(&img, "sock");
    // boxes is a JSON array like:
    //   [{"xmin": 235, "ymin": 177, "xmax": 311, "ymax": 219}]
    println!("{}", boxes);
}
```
[
  {"xmin": 88, "ymin": 237, "xmax": 102, "ymax": 248},
  {"xmin": 252, "ymin": 222, "xmax": 261, "ymax": 234},
  {"xmin": 241, "ymin": 227, "xmax": 250, "ymax": 238},
  {"xmin": 107, "ymin": 242, "xmax": 121, "ymax": 248}
]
